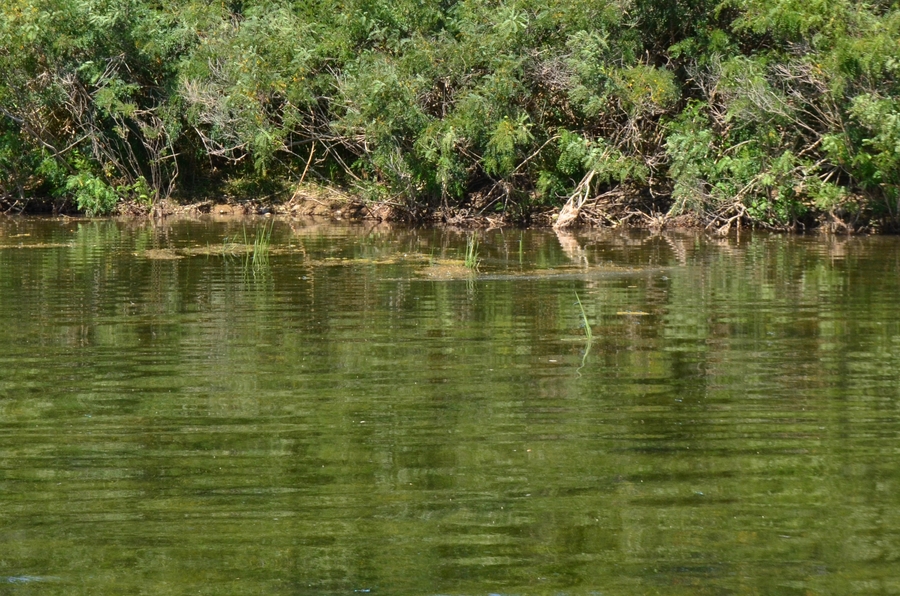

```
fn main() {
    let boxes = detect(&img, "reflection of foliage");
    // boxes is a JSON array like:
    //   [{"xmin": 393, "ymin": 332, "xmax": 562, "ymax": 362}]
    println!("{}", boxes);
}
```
[{"xmin": 4, "ymin": 222, "xmax": 900, "ymax": 594}]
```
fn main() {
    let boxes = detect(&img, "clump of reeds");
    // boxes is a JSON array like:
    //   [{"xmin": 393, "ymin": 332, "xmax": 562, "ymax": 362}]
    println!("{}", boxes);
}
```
[
  {"xmin": 222, "ymin": 220, "xmax": 274, "ymax": 278},
  {"xmin": 248, "ymin": 220, "xmax": 273, "ymax": 271},
  {"xmin": 464, "ymin": 233, "xmax": 480, "ymax": 270}
]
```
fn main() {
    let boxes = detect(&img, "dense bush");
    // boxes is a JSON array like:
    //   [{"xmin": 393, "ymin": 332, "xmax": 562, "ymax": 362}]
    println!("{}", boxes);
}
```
[{"xmin": 1, "ymin": 0, "xmax": 898, "ymax": 228}]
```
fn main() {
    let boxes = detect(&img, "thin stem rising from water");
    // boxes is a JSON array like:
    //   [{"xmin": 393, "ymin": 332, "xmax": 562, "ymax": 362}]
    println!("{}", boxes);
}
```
[
  {"xmin": 575, "ymin": 291, "xmax": 592, "ymax": 342},
  {"xmin": 575, "ymin": 290, "xmax": 593, "ymax": 375}
]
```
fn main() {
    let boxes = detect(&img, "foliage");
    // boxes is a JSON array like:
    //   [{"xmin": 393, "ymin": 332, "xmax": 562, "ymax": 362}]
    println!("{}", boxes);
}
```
[
  {"xmin": 65, "ymin": 170, "xmax": 119, "ymax": 216},
  {"xmin": 1, "ymin": 0, "xmax": 898, "ymax": 228}
]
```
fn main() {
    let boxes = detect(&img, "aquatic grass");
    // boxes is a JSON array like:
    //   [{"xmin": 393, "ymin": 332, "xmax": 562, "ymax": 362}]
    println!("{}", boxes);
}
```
[
  {"xmin": 221, "ymin": 220, "xmax": 275, "ymax": 280},
  {"xmin": 250, "ymin": 219, "xmax": 274, "ymax": 271},
  {"xmin": 464, "ymin": 233, "xmax": 480, "ymax": 270},
  {"xmin": 574, "ymin": 291, "xmax": 592, "ymax": 342},
  {"xmin": 575, "ymin": 290, "xmax": 593, "ymax": 376}
]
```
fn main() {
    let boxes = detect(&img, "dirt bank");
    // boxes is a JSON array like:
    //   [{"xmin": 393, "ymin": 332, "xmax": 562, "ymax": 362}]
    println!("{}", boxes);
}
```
[
  {"xmin": 7, "ymin": 181, "xmax": 861, "ymax": 234},
  {"xmin": 131, "ymin": 182, "xmax": 704, "ymax": 231}
]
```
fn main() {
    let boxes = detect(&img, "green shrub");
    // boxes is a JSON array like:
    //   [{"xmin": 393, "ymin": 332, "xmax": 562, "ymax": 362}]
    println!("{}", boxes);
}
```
[
  {"xmin": 65, "ymin": 172, "xmax": 119, "ymax": 216},
  {"xmin": 2, "ymin": 0, "xmax": 899, "ymax": 227}
]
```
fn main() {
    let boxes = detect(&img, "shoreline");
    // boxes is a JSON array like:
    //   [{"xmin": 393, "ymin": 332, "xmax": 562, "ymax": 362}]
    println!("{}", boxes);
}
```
[
  {"xmin": 137, "ymin": 194, "xmax": 720, "ymax": 233},
  {"xmin": 3, "ymin": 182, "xmax": 878, "ymax": 234}
]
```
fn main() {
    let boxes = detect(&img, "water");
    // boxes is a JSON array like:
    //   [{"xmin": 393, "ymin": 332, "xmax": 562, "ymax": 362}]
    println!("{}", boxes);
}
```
[{"xmin": 1, "ymin": 217, "xmax": 899, "ymax": 595}]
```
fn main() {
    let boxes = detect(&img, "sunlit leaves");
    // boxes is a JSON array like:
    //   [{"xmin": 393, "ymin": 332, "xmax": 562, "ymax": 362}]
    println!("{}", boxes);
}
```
[
  {"xmin": 484, "ymin": 114, "xmax": 533, "ymax": 176},
  {"xmin": 2, "ymin": 0, "xmax": 900, "ymax": 225}
]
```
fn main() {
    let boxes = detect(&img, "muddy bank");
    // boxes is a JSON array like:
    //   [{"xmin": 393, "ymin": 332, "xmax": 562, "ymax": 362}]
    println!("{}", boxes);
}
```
[
  {"xmin": 131, "ymin": 183, "xmax": 705, "ymax": 232},
  {"xmin": 4, "ymin": 181, "xmax": 867, "ymax": 234}
]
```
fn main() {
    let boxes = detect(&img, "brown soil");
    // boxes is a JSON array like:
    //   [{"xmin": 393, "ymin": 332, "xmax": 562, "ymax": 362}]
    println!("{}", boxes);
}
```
[
  {"xmin": 128, "ymin": 182, "xmax": 386, "ymax": 223},
  {"xmin": 2, "ymin": 180, "xmax": 880, "ymax": 233},
  {"xmin": 6, "ymin": 176, "xmax": 717, "ymax": 230}
]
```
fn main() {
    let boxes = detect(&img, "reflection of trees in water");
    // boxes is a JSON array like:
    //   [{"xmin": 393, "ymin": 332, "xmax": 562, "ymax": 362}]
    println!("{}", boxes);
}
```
[{"xmin": 3, "ymin": 219, "xmax": 900, "ymax": 593}]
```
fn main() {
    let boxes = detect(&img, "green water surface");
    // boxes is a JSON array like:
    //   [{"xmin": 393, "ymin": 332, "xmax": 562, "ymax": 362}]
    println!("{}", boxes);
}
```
[{"xmin": 1, "ymin": 218, "xmax": 899, "ymax": 595}]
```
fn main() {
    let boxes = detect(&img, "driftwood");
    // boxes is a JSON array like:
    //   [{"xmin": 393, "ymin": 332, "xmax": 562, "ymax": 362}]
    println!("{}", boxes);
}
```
[{"xmin": 554, "ymin": 170, "xmax": 595, "ymax": 229}]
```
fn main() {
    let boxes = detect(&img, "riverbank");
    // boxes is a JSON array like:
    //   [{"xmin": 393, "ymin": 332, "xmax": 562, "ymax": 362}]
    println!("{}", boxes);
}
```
[
  {"xmin": 110, "ymin": 188, "xmax": 705, "ymax": 232},
  {"xmin": 4, "ymin": 178, "xmax": 883, "ymax": 234},
  {"xmin": 103, "ymin": 181, "xmax": 876, "ymax": 235}
]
